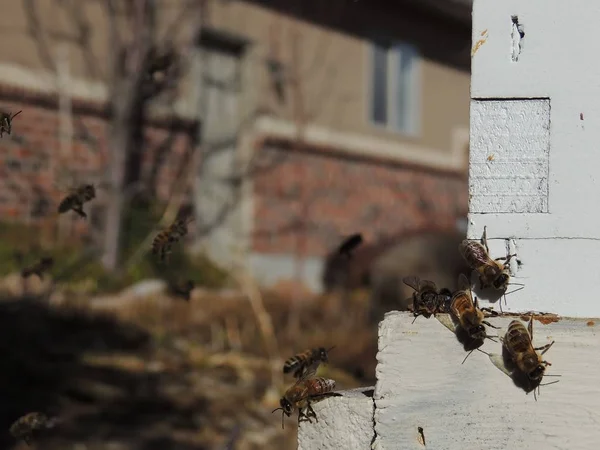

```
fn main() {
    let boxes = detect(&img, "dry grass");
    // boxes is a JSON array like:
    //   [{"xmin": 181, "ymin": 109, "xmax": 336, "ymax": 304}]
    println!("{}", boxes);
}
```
[{"xmin": 0, "ymin": 282, "xmax": 377, "ymax": 450}]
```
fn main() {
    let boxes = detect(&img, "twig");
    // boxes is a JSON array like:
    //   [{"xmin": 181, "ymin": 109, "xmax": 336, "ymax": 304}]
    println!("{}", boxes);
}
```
[{"xmin": 229, "ymin": 268, "xmax": 281, "ymax": 390}]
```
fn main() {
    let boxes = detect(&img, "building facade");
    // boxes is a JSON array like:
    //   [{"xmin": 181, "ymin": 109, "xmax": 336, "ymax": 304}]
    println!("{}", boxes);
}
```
[{"xmin": 0, "ymin": 0, "xmax": 471, "ymax": 291}]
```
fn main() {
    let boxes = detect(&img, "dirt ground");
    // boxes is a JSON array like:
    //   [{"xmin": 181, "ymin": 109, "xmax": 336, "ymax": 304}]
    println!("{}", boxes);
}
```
[{"xmin": 0, "ymin": 284, "xmax": 376, "ymax": 450}]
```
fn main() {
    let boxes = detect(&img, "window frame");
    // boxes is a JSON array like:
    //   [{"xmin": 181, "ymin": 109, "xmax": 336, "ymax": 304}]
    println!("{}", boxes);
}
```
[{"xmin": 366, "ymin": 39, "xmax": 421, "ymax": 137}]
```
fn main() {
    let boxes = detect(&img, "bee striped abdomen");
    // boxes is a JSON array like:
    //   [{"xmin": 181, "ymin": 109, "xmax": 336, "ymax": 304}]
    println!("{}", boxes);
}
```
[
  {"xmin": 450, "ymin": 293, "xmax": 472, "ymax": 319},
  {"xmin": 505, "ymin": 321, "xmax": 532, "ymax": 354},
  {"xmin": 307, "ymin": 377, "xmax": 336, "ymax": 396},
  {"xmin": 283, "ymin": 350, "xmax": 312, "ymax": 374},
  {"xmin": 459, "ymin": 240, "xmax": 489, "ymax": 269}
]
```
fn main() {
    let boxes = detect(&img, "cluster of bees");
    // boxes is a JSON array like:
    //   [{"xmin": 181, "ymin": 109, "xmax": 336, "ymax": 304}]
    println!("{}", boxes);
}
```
[
  {"xmin": 270, "ymin": 228, "xmax": 560, "ymax": 429},
  {"xmin": 404, "ymin": 226, "xmax": 559, "ymax": 398},
  {"xmin": 3, "ymin": 109, "xmax": 559, "ymax": 439},
  {"xmin": 271, "ymin": 234, "xmax": 365, "ymax": 429},
  {"xmin": 273, "ymin": 346, "xmax": 337, "ymax": 429},
  {"xmin": 4, "ymin": 111, "xmax": 201, "ymax": 445}
]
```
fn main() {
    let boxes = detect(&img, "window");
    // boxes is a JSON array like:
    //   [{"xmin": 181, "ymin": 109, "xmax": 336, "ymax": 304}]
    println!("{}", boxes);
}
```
[{"xmin": 369, "ymin": 40, "xmax": 420, "ymax": 136}]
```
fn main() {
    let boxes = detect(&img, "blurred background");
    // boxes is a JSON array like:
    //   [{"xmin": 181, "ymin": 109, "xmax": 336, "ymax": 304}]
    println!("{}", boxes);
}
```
[{"xmin": 0, "ymin": 0, "xmax": 472, "ymax": 448}]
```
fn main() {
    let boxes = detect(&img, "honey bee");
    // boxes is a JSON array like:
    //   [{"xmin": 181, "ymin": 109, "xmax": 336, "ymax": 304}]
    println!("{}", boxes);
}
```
[
  {"xmin": 167, "ymin": 279, "xmax": 194, "ymax": 301},
  {"xmin": 337, "ymin": 233, "xmax": 363, "ymax": 258},
  {"xmin": 0, "ymin": 110, "xmax": 22, "ymax": 138},
  {"xmin": 489, "ymin": 316, "xmax": 558, "ymax": 399},
  {"xmin": 437, "ymin": 273, "xmax": 499, "ymax": 362},
  {"xmin": 9, "ymin": 412, "xmax": 56, "ymax": 445},
  {"xmin": 151, "ymin": 214, "xmax": 193, "ymax": 262},
  {"xmin": 272, "ymin": 367, "xmax": 336, "ymax": 429},
  {"xmin": 57, "ymin": 184, "xmax": 96, "ymax": 219},
  {"xmin": 459, "ymin": 226, "xmax": 519, "ymax": 293},
  {"xmin": 402, "ymin": 276, "xmax": 453, "ymax": 322},
  {"xmin": 21, "ymin": 257, "xmax": 54, "ymax": 279},
  {"xmin": 283, "ymin": 346, "xmax": 335, "ymax": 379}
]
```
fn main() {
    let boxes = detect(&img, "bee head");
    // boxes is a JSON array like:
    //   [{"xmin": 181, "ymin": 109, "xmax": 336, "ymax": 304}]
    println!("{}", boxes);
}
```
[
  {"xmin": 469, "ymin": 325, "xmax": 487, "ymax": 340},
  {"xmin": 524, "ymin": 354, "xmax": 547, "ymax": 381},
  {"xmin": 318, "ymin": 347, "xmax": 329, "ymax": 362},
  {"xmin": 493, "ymin": 272, "xmax": 510, "ymax": 290},
  {"xmin": 272, "ymin": 397, "xmax": 293, "ymax": 417},
  {"xmin": 272, "ymin": 398, "xmax": 293, "ymax": 429}
]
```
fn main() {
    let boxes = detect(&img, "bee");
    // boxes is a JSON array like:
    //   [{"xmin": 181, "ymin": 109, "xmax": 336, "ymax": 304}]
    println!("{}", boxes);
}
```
[
  {"xmin": 459, "ymin": 226, "xmax": 518, "ymax": 293},
  {"xmin": 402, "ymin": 276, "xmax": 453, "ymax": 323},
  {"xmin": 283, "ymin": 346, "xmax": 335, "ymax": 379},
  {"xmin": 167, "ymin": 279, "xmax": 194, "ymax": 301},
  {"xmin": 337, "ymin": 233, "xmax": 363, "ymax": 258},
  {"xmin": 0, "ymin": 110, "xmax": 22, "ymax": 138},
  {"xmin": 57, "ymin": 184, "xmax": 96, "ymax": 219},
  {"xmin": 489, "ymin": 316, "xmax": 558, "ymax": 399},
  {"xmin": 21, "ymin": 257, "xmax": 54, "ymax": 280},
  {"xmin": 437, "ymin": 273, "xmax": 499, "ymax": 363},
  {"xmin": 151, "ymin": 214, "xmax": 193, "ymax": 262},
  {"xmin": 272, "ymin": 366, "xmax": 336, "ymax": 429},
  {"xmin": 9, "ymin": 412, "xmax": 56, "ymax": 445}
]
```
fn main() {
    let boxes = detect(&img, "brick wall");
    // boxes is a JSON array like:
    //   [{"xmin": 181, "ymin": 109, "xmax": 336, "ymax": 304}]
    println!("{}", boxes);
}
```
[
  {"xmin": 0, "ymin": 88, "xmax": 193, "ymax": 241},
  {"xmin": 252, "ymin": 139, "xmax": 468, "ymax": 257}
]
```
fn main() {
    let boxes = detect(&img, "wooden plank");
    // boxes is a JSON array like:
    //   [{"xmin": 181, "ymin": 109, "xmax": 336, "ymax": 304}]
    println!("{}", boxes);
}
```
[
  {"xmin": 298, "ymin": 387, "xmax": 375, "ymax": 450},
  {"xmin": 373, "ymin": 312, "xmax": 600, "ymax": 450}
]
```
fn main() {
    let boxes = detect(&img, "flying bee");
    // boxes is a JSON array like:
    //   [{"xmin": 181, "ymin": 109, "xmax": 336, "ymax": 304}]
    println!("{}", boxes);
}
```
[
  {"xmin": 283, "ymin": 346, "xmax": 335, "ymax": 379},
  {"xmin": 151, "ymin": 214, "xmax": 193, "ymax": 262},
  {"xmin": 9, "ymin": 412, "xmax": 56, "ymax": 445},
  {"xmin": 459, "ymin": 226, "xmax": 520, "ymax": 294},
  {"xmin": 57, "ymin": 184, "xmax": 96, "ymax": 219},
  {"xmin": 0, "ymin": 110, "xmax": 22, "ymax": 138},
  {"xmin": 337, "ymin": 233, "xmax": 363, "ymax": 258},
  {"xmin": 167, "ymin": 279, "xmax": 194, "ymax": 301},
  {"xmin": 402, "ymin": 276, "xmax": 453, "ymax": 322},
  {"xmin": 272, "ymin": 366, "xmax": 336, "ymax": 429},
  {"xmin": 489, "ymin": 316, "xmax": 559, "ymax": 400},
  {"xmin": 21, "ymin": 257, "xmax": 54, "ymax": 280},
  {"xmin": 437, "ymin": 273, "xmax": 499, "ymax": 363}
]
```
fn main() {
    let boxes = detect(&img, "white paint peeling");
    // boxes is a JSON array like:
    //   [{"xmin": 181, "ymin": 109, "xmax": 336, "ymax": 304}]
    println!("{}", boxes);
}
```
[
  {"xmin": 373, "ymin": 312, "xmax": 600, "ymax": 450},
  {"xmin": 470, "ymin": 99, "xmax": 550, "ymax": 214},
  {"xmin": 297, "ymin": 387, "xmax": 375, "ymax": 450},
  {"xmin": 468, "ymin": 0, "xmax": 600, "ymax": 316}
]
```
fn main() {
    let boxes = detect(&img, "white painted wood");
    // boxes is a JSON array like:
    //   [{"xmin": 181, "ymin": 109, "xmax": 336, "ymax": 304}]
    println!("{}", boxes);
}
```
[
  {"xmin": 297, "ymin": 386, "xmax": 374, "ymax": 450},
  {"xmin": 373, "ymin": 312, "xmax": 600, "ymax": 450},
  {"xmin": 468, "ymin": 0, "xmax": 600, "ymax": 316}
]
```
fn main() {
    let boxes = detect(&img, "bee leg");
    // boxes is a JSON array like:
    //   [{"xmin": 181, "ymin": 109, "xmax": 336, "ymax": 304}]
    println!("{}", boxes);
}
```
[
  {"xmin": 306, "ymin": 401, "xmax": 319, "ymax": 423},
  {"xmin": 481, "ymin": 226, "xmax": 490, "ymax": 254},
  {"xmin": 482, "ymin": 320, "xmax": 500, "ymax": 329},
  {"xmin": 23, "ymin": 434, "xmax": 32, "ymax": 446},
  {"xmin": 527, "ymin": 315, "xmax": 534, "ymax": 337},
  {"xmin": 73, "ymin": 206, "xmax": 87, "ymax": 219},
  {"xmin": 298, "ymin": 408, "xmax": 313, "ymax": 424},
  {"xmin": 481, "ymin": 307, "xmax": 499, "ymax": 317},
  {"xmin": 536, "ymin": 341, "xmax": 555, "ymax": 355}
]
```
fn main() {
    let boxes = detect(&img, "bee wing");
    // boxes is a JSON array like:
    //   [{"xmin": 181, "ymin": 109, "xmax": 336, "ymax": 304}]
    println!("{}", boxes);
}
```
[
  {"xmin": 294, "ymin": 362, "xmax": 319, "ymax": 384},
  {"xmin": 461, "ymin": 240, "xmax": 491, "ymax": 266},
  {"xmin": 419, "ymin": 280, "xmax": 438, "ymax": 292},
  {"xmin": 402, "ymin": 276, "xmax": 420, "ymax": 291},
  {"xmin": 457, "ymin": 273, "xmax": 472, "ymax": 291},
  {"xmin": 436, "ymin": 313, "xmax": 457, "ymax": 333},
  {"xmin": 488, "ymin": 352, "xmax": 513, "ymax": 378}
]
